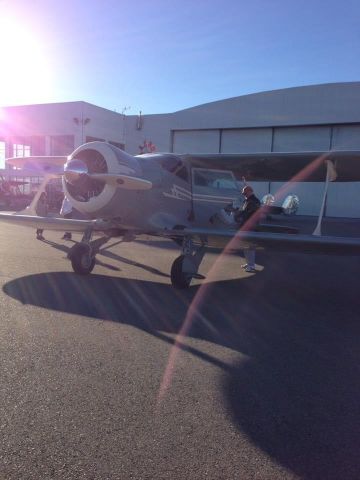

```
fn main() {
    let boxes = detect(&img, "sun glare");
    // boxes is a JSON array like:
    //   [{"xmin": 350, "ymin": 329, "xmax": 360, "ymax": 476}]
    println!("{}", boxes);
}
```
[{"xmin": 0, "ymin": 16, "xmax": 53, "ymax": 106}]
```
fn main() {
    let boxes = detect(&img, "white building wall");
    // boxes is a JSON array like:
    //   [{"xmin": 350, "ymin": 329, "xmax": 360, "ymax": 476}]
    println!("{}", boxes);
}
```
[
  {"xmin": 1, "ymin": 101, "xmax": 125, "ymax": 156},
  {"xmin": 170, "ymin": 82, "xmax": 360, "ymax": 129},
  {"xmin": 124, "ymin": 113, "xmax": 173, "ymax": 155},
  {"xmin": 81, "ymin": 102, "xmax": 125, "ymax": 144}
]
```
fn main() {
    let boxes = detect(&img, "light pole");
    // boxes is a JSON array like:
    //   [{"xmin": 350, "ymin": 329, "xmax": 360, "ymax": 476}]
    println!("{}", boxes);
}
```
[{"xmin": 73, "ymin": 116, "xmax": 91, "ymax": 144}]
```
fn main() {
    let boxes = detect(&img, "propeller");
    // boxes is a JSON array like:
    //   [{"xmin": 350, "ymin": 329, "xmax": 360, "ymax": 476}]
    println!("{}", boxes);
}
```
[{"xmin": 64, "ymin": 158, "xmax": 152, "ymax": 190}]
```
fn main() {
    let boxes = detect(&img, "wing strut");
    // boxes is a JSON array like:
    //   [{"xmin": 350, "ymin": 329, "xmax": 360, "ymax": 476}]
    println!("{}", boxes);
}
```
[
  {"xmin": 15, "ymin": 173, "xmax": 59, "ymax": 216},
  {"xmin": 312, "ymin": 160, "xmax": 337, "ymax": 236}
]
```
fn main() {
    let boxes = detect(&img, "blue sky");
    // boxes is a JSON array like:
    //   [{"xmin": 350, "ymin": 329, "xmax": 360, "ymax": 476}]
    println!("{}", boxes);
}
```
[{"xmin": 1, "ymin": 0, "xmax": 360, "ymax": 115}]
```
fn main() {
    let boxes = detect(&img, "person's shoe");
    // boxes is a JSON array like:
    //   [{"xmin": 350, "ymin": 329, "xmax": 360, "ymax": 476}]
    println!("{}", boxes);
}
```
[
  {"xmin": 37, "ymin": 235, "xmax": 44, "ymax": 240},
  {"xmin": 241, "ymin": 264, "xmax": 248, "ymax": 269},
  {"xmin": 245, "ymin": 265, "xmax": 256, "ymax": 273},
  {"xmin": 62, "ymin": 233, "xmax": 72, "ymax": 240}
]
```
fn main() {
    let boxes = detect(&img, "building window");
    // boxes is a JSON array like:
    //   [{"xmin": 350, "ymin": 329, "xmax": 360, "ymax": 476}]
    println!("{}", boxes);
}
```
[
  {"xmin": 0, "ymin": 141, "xmax": 5, "ymax": 169},
  {"xmin": 13, "ymin": 143, "xmax": 31, "ymax": 158}
]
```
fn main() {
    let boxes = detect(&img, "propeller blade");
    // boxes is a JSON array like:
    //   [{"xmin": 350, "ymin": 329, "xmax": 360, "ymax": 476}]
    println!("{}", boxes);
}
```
[
  {"xmin": 89, "ymin": 173, "xmax": 152, "ymax": 190},
  {"xmin": 7, "ymin": 156, "xmax": 67, "ymax": 173}
]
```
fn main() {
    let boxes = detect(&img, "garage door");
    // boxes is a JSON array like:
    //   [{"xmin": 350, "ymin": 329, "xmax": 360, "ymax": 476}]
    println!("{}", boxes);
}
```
[
  {"xmin": 273, "ymin": 126, "xmax": 331, "ymax": 152},
  {"xmin": 221, "ymin": 128, "xmax": 272, "ymax": 153},
  {"xmin": 332, "ymin": 125, "xmax": 360, "ymax": 150},
  {"xmin": 172, "ymin": 130, "xmax": 220, "ymax": 153}
]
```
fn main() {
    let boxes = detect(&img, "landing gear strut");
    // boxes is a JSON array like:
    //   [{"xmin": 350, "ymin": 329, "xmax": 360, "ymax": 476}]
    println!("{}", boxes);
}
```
[{"xmin": 170, "ymin": 236, "xmax": 206, "ymax": 289}]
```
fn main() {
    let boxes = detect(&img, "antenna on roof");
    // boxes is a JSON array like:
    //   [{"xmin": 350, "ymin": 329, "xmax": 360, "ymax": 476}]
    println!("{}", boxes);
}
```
[{"xmin": 136, "ymin": 110, "xmax": 143, "ymax": 130}]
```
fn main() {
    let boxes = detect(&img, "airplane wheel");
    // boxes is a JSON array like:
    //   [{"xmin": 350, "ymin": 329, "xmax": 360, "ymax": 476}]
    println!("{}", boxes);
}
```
[
  {"xmin": 70, "ymin": 243, "xmax": 95, "ymax": 275},
  {"xmin": 171, "ymin": 255, "xmax": 191, "ymax": 289}
]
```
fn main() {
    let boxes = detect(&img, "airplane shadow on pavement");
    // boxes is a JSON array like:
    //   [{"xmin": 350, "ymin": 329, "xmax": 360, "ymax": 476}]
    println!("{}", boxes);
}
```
[
  {"xmin": 3, "ymin": 250, "xmax": 360, "ymax": 479},
  {"xmin": 41, "ymin": 238, "xmax": 170, "ymax": 276}
]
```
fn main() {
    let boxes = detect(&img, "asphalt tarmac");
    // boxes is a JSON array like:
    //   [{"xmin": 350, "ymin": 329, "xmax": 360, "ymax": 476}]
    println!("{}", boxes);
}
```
[{"xmin": 0, "ymin": 220, "xmax": 359, "ymax": 479}]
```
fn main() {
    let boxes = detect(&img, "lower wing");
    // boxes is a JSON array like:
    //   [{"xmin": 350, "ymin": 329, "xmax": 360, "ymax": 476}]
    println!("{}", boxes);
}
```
[
  {"xmin": 161, "ymin": 225, "xmax": 360, "ymax": 256},
  {"xmin": 1, "ymin": 212, "xmax": 360, "ymax": 257},
  {"xmin": 0, "ymin": 213, "xmax": 109, "ymax": 233}
]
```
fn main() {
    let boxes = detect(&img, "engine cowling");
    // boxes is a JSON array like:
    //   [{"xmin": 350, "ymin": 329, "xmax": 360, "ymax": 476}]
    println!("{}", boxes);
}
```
[{"xmin": 63, "ymin": 141, "xmax": 141, "ymax": 216}]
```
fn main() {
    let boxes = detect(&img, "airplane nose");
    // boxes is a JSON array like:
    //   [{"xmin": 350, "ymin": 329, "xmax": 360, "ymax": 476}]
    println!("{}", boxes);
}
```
[{"xmin": 64, "ymin": 158, "xmax": 88, "ymax": 185}]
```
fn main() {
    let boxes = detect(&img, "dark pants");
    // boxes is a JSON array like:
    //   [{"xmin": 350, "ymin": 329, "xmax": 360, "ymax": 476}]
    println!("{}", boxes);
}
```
[{"xmin": 63, "ymin": 212, "xmax": 72, "ymax": 238}]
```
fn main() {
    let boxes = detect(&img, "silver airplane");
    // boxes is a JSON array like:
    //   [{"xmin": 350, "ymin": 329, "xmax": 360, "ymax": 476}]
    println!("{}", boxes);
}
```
[{"xmin": 1, "ymin": 141, "xmax": 360, "ymax": 289}]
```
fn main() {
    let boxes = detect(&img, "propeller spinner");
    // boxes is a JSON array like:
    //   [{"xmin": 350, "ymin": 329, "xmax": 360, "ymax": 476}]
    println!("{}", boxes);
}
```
[
  {"xmin": 64, "ymin": 157, "xmax": 152, "ymax": 192},
  {"xmin": 64, "ymin": 159, "xmax": 88, "ymax": 185}
]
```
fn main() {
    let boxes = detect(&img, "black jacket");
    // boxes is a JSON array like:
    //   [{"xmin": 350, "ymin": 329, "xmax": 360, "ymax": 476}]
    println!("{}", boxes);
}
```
[{"xmin": 234, "ymin": 193, "xmax": 260, "ymax": 225}]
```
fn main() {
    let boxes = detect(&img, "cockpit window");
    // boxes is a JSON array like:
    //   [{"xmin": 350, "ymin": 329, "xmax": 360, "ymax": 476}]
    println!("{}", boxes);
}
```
[
  {"xmin": 193, "ymin": 168, "xmax": 238, "ymax": 189},
  {"xmin": 158, "ymin": 156, "xmax": 188, "ymax": 181}
]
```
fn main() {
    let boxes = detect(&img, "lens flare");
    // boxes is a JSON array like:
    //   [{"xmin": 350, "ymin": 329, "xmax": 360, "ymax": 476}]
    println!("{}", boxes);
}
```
[
  {"xmin": 157, "ymin": 154, "xmax": 328, "ymax": 404},
  {"xmin": 0, "ymin": 15, "xmax": 53, "ymax": 105}
]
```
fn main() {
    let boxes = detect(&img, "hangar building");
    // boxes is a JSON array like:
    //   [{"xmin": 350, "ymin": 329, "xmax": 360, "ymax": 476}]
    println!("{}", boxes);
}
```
[
  {"xmin": 0, "ymin": 101, "xmax": 125, "ymax": 160},
  {"xmin": 125, "ymin": 82, "xmax": 360, "ymax": 155},
  {"xmin": 1, "ymin": 82, "xmax": 360, "ymax": 216}
]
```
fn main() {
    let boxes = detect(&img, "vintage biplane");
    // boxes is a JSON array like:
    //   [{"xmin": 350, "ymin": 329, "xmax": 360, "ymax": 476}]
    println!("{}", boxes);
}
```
[{"xmin": 0, "ymin": 141, "xmax": 360, "ymax": 288}]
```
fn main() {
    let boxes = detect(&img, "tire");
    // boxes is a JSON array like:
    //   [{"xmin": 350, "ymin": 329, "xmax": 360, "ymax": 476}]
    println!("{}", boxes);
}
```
[
  {"xmin": 171, "ymin": 255, "xmax": 191, "ymax": 289},
  {"xmin": 70, "ymin": 243, "xmax": 95, "ymax": 275}
]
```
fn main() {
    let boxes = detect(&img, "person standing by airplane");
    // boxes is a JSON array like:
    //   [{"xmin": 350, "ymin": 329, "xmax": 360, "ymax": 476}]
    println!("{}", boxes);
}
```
[
  {"xmin": 35, "ymin": 192, "xmax": 48, "ymax": 240},
  {"xmin": 235, "ymin": 185, "xmax": 261, "ymax": 273},
  {"xmin": 60, "ymin": 194, "xmax": 73, "ymax": 240}
]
